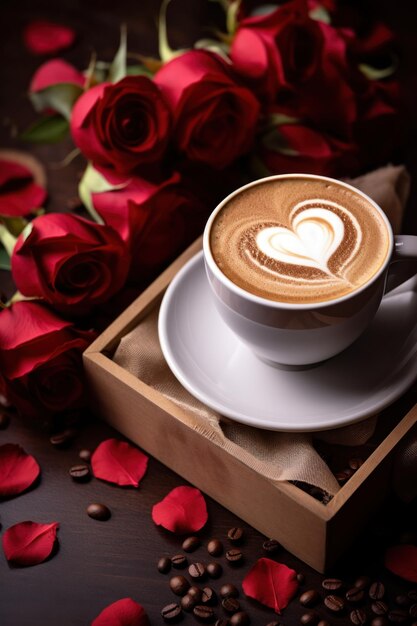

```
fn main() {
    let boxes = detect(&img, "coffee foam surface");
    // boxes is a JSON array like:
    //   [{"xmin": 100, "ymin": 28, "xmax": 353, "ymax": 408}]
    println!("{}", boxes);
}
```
[{"xmin": 209, "ymin": 177, "xmax": 390, "ymax": 304}]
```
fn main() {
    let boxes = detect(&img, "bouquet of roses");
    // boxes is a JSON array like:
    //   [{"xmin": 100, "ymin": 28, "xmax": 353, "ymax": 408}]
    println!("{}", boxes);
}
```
[{"xmin": 0, "ymin": 0, "xmax": 402, "ymax": 424}]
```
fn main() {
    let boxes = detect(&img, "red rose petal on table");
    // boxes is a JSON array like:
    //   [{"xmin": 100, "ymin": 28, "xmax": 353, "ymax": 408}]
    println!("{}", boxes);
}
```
[
  {"xmin": 2, "ymin": 521, "xmax": 59, "ymax": 566},
  {"xmin": 152, "ymin": 486, "xmax": 208, "ymax": 534},
  {"xmin": 242, "ymin": 557, "xmax": 298, "ymax": 613},
  {"xmin": 91, "ymin": 439, "xmax": 149, "ymax": 487},
  {"xmin": 0, "ymin": 443, "xmax": 40, "ymax": 498},
  {"xmin": 385, "ymin": 544, "xmax": 417, "ymax": 582},
  {"xmin": 30, "ymin": 58, "xmax": 85, "ymax": 92},
  {"xmin": 23, "ymin": 21, "xmax": 76, "ymax": 55},
  {"xmin": 92, "ymin": 598, "xmax": 149, "ymax": 626},
  {"xmin": 0, "ymin": 159, "xmax": 46, "ymax": 217}
]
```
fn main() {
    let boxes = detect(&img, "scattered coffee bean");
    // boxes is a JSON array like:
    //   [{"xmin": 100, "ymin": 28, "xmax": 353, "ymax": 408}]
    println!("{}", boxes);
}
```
[
  {"xmin": 323, "ymin": 578, "xmax": 343, "ymax": 591},
  {"xmin": 182, "ymin": 536, "xmax": 201, "ymax": 552},
  {"xmin": 215, "ymin": 620, "xmax": 230, "ymax": 626},
  {"xmin": 225, "ymin": 549, "xmax": 243, "ymax": 566},
  {"xmin": 86, "ymin": 503, "xmax": 111, "ymax": 521},
  {"xmin": 369, "ymin": 583, "xmax": 385, "ymax": 601},
  {"xmin": 189, "ymin": 562, "xmax": 206, "ymax": 580},
  {"xmin": 227, "ymin": 527, "xmax": 244, "ymax": 544},
  {"xmin": 317, "ymin": 621, "xmax": 331, "ymax": 626},
  {"xmin": 69, "ymin": 463, "xmax": 91, "ymax": 482},
  {"xmin": 193, "ymin": 605, "xmax": 215, "ymax": 622},
  {"xmin": 202, "ymin": 587, "xmax": 217, "ymax": 605},
  {"xmin": 387, "ymin": 610, "xmax": 408, "ymax": 624},
  {"xmin": 172, "ymin": 554, "xmax": 188, "ymax": 569},
  {"xmin": 158, "ymin": 556, "xmax": 171, "ymax": 574},
  {"xmin": 300, "ymin": 612, "xmax": 319, "ymax": 625},
  {"xmin": 222, "ymin": 598, "xmax": 240, "ymax": 614},
  {"xmin": 189, "ymin": 587, "xmax": 203, "ymax": 602},
  {"xmin": 300, "ymin": 590, "xmax": 321, "ymax": 607},
  {"xmin": 372, "ymin": 602, "xmax": 388, "ymax": 616},
  {"xmin": 355, "ymin": 577, "xmax": 371, "ymax": 590},
  {"xmin": 207, "ymin": 562, "xmax": 223, "ymax": 579},
  {"xmin": 297, "ymin": 573, "xmax": 306, "ymax": 584},
  {"xmin": 371, "ymin": 618, "xmax": 388, "ymax": 626},
  {"xmin": 181, "ymin": 594, "xmax": 197, "ymax": 612},
  {"xmin": 349, "ymin": 458, "xmax": 364, "ymax": 470},
  {"xmin": 220, "ymin": 584, "xmax": 239, "ymax": 599},
  {"xmin": 207, "ymin": 539, "xmax": 223, "ymax": 557},
  {"xmin": 395, "ymin": 595, "xmax": 410, "ymax": 608},
  {"xmin": 410, "ymin": 605, "xmax": 417, "ymax": 619},
  {"xmin": 324, "ymin": 595, "xmax": 345, "ymax": 613},
  {"xmin": 0, "ymin": 411, "xmax": 10, "ymax": 429},
  {"xmin": 79, "ymin": 448, "xmax": 91, "ymax": 462},
  {"xmin": 335, "ymin": 470, "xmax": 351, "ymax": 484},
  {"xmin": 230, "ymin": 611, "xmax": 250, "ymax": 626},
  {"xmin": 169, "ymin": 575, "xmax": 190, "ymax": 596},
  {"xmin": 50, "ymin": 428, "xmax": 77, "ymax": 448},
  {"xmin": 346, "ymin": 588, "xmax": 365, "ymax": 603},
  {"xmin": 350, "ymin": 609, "xmax": 367, "ymax": 625},
  {"xmin": 262, "ymin": 539, "xmax": 281, "ymax": 554},
  {"xmin": 161, "ymin": 603, "xmax": 182, "ymax": 623}
]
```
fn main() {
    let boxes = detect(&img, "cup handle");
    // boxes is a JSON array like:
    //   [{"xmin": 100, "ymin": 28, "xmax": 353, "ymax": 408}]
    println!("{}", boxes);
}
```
[{"xmin": 385, "ymin": 235, "xmax": 417, "ymax": 294}]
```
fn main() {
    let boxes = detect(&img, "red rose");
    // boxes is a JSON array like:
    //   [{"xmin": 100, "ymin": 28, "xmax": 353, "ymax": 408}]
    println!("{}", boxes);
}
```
[
  {"xmin": 70, "ymin": 76, "xmax": 172, "ymax": 176},
  {"xmin": 0, "ymin": 301, "xmax": 94, "ymax": 419},
  {"xmin": 154, "ymin": 50, "xmax": 260, "ymax": 169},
  {"xmin": 0, "ymin": 158, "xmax": 47, "ymax": 217},
  {"xmin": 12, "ymin": 213, "xmax": 130, "ymax": 314},
  {"xmin": 91, "ymin": 172, "xmax": 208, "ymax": 284}
]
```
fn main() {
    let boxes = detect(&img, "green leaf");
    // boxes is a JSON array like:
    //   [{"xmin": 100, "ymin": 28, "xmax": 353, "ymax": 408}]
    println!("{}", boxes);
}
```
[
  {"xmin": 108, "ymin": 25, "xmax": 127, "ymax": 83},
  {"xmin": 20, "ymin": 115, "xmax": 69, "ymax": 144},
  {"xmin": 250, "ymin": 4, "xmax": 280, "ymax": 17},
  {"xmin": 226, "ymin": 0, "xmax": 242, "ymax": 35},
  {"xmin": 3, "ymin": 216, "xmax": 28, "ymax": 238},
  {"xmin": 194, "ymin": 39, "xmax": 231, "ymax": 62},
  {"xmin": 29, "ymin": 83, "xmax": 83, "ymax": 121},
  {"xmin": 309, "ymin": 5, "xmax": 331, "ymax": 24},
  {"xmin": 125, "ymin": 64, "xmax": 154, "ymax": 77},
  {"xmin": 158, "ymin": 0, "xmax": 188, "ymax": 62},
  {"xmin": 359, "ymin": 54, "xmax": 398, "ymax": 80},
  {"xmin": 262, "ymin": 128, "xmax": 298, "ymax": 156},
  {"xmin": 0, "ymin": 247, "xmax": 11, "ymax": 271},
  {"xmin": 0, "ymin": 224, "xmax": 17, "ymax": 257},
  {"xmin": 79, "ymin": 163, "xmax": 128, "ymax": 223},
  {"xmin": 267, "ymin": 113, "xmax": 300, "ymax": 127}
]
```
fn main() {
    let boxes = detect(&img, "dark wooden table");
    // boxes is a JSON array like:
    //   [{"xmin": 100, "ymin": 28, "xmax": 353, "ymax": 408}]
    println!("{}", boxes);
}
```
[{"xmin": 1, "ymin": 1, "xmax": 417, "ymax": 625}]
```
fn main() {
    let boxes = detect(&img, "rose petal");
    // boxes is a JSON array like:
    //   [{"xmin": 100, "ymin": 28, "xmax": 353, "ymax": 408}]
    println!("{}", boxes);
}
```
[
  {"xmin": 152, "ymin": 486, "xmax": 208, "ymax": 534},
  {"xmin": 91, "ymin": 439, "xmax": 148, "ymax": 487},
  {"xmin": 0, "ymin": 443, "xmax": 40, "ymax": 498},
  {"xmin": 23, "ymin": 21, "xmax": 76, "ymax": 56},
  {"xmin": 385, "ymin": 544, "xmax": 417, "ymax": 582},
  {"xmin": 0, "ymin": 158, "xmax": 46, "ymax": 217},
  {"xmin": 92, "ymin": 598, "xmax": 149, "ymax": 626},
  {"xmin": 2, "ymin": 521, "xmax": 59, "ymax": 566},
  {"xmin": 242, "ymin": 557, "xmax": 298, "ymax": 614},
  {"xmin": 30, "ymin": 59, "xmax": 85, "ymax": 93}
]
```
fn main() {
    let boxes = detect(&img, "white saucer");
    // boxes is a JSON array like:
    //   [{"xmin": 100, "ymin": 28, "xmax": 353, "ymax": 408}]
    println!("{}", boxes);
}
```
[{"xmin": 158, "ymin": 251, "xmax": 417, "ymax": 432}]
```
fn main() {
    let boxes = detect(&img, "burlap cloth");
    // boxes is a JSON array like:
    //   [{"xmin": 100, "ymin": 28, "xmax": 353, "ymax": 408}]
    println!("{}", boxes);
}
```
[{"xmin": 114, "ymin": 165, "xmax": 411, "ymax": 498}]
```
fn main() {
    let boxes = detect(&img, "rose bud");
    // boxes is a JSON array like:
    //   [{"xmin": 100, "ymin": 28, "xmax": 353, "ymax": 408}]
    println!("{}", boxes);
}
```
[{"xmin": 11, "ymin": 213, "xmax": 130, "ymax": 315}]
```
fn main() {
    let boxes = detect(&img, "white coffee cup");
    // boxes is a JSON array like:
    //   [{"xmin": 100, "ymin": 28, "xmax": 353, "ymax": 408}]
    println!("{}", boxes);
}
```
[{"xmin": 203, "ymin": 174, "xmax": 417, "ymax": 368}]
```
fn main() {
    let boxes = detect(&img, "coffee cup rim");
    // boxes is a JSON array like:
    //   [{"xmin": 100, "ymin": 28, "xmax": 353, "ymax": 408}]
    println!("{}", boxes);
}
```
[{"xmin": 203, "ymin": 173, "xmax": 394, "ymax": 310}]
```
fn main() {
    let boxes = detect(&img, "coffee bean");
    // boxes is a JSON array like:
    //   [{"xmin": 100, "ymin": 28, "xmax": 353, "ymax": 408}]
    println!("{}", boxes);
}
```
[
  {"xmin": 220, "ymin": 584, "xmax": 239, "ymax": 599},
  {"xmin": 193, "ymin": 605, "xmax": 215, "ymax": 622},
  {"xmin": 350, "ymin": 609, "xmax": 367, "ymax": 625},
  {"xmin": 181, "ymin": 594, "xmax": 196, "ymax": 612},
  {"xmin": 158, "ymin": 556, "xmax": 171, "ymax": 574},
  {"xmin": 172, "ymin": 554, "xmax": 188, "ymax": 569},
  {"xmin": 170, "ymin": 575, "xmax": 190, "ymax": 596},
  {"xmin": 202, "ymin": 587, "xmax": 217, "ymax": 605},
  {"xmin": 369, "ymin": 583, "xmax": 385, "ymax": 601},
  {"xmin": 182, "ymin": 536, "xmax": 201, "ymax": 552},
  {"xmin": 346, "ymin": 588, "xmax": 365, "ymax": 603},
  {"xmin": 371, "ymin": 618, "xmax": 389, "ymax": 626},
  {"xmin": 387, "ymin": 610, "xmax": 408, "ymax": 624},
  {"xmin": 207, "ymin": 562, "xmax": 222, "ymax": 579},
  {"xmin": 230, "ymin": 612, "xmax": 250, "ymax": 626},
  {"xmin": 355, "ymin": 577, "xmax": 371, "ymax": 590},
  {"xmin": 222, "ymin": 598, "xmax": 240, "ymax": 614},
  {"xmin": 335, "ymin": 470, "xmax": 351, "ymax": 484},
  {"xmin": 297, "ymin": 573, "xmax": 306, "ymax": 584},
  {"xmin": 69, "ymin": 463, "xmax": 91, "ymax": 482},
  {"xmin": 317, "ymin": 621, "xmax": 331, "ymax": 626},
  {"xmin": 372, "ymin": 602, "xmax": 388, "ymax": 616},
  {"xmin": 161, "ymin": 603, "xmax": 182, "ymax": 623},
  {"xmin": 79, "ymin": 448, "xmax": 91, "ymax": 462},
  {"xmin": 189, "ymin": 562, "xmax": 206, "ymax": 580},
  {"xmin": 50, "ymin": 428, "xmax": 77, "ymax": 448},
  {"xmin": 324, "ymin": 595, "xmax": 345, "ymax": 613},
  {"xmin": 300, "ymin": 590, "xmax": 321, "ymax": 607},
  {"xmin": 300, "ymin": 612, "xmax": 319, "ymax": 625},
  {"xmin": 225, "ymin": 549, "xmax": 243, "ymax": 565},
  {"xmin": 349, "ymin": 458, "xmax": 364, "ymax": 470},
  {"xmin": 227, "ymin": 527, "xmax": 244, "ymax": 544},
  {"xmin": 207, "ymin": 539, "xmax": 223, "ymax": 556},
  {"xmin": 215, "ymin": 620, "xmax": 230, "ymax": 626},
  {"xmin": 86, "ymin": 503, "xmax": 111, "ymax": 521},
  {"xmin": 189, "ymin": 587, "xmax": 203, "ymax": 602},
  {"xmin": 395, "ymin": 595, "xmax": 410, "ymax": 608},
  {"xmin": 263, "ymin": 539, "xmax": 281, "ymax": 554},
  {"xmin": 322, "ymin": 578, "xmax": 343, "ymax": 591},
  {"xmin": 0, "ymin": 411, "xmax": 10, "ymax": 429},
  {"xmin": 410, "ymin": 605, "xmax": 417, "ymax": 619}
]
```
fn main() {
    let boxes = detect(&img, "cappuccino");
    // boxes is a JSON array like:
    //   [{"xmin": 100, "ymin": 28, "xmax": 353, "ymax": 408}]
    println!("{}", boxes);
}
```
[{"xmin": 209, "ymin": 176, "xmax": 390, "ymax": 304}]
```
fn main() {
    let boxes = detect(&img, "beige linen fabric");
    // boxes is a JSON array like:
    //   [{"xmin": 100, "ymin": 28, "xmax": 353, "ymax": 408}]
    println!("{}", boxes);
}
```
[{"xmin": 113, "ymin": 164, "xmax": 411, "ymax": 497}]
